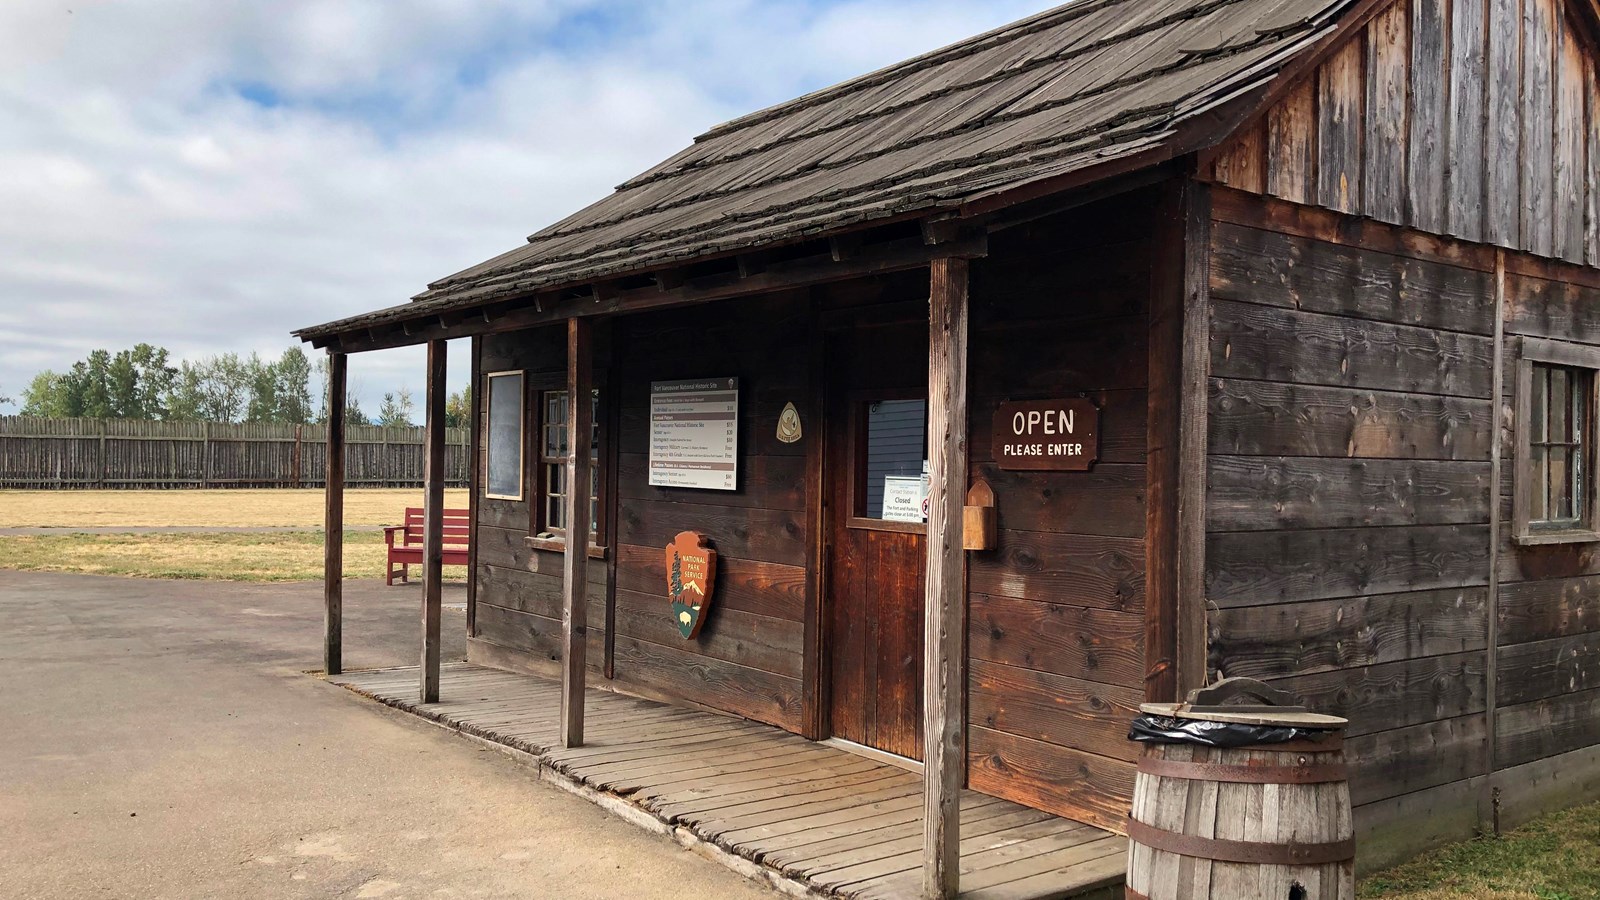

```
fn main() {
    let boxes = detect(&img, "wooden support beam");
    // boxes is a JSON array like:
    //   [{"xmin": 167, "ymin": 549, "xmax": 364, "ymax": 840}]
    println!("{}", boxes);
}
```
[
  {"xmin": 311, "ymin": 232, "xmax": 988, "ymax": 354},
  {"xmin": 829, "ymin": 232, "xmax": 864, "ymax": 262},
  {"xmin": 323, "ymin": 352, "xmax": 347, "ymax": 676},
  {"xmin": 922, "ymin": 256, "xmax": 970, "ymax": 900},
  {"xmin": 467, "ymin": 335, "xmax": 483, "ymax": 639},
  {"xmin": 421, "ymin": 338, "xmax": 447, "ymax": 704},
  {"xmin": 1146, "ymin": 178, "xmax": 1212, "ymax": 701},
  {"xmin": 561, "ymin": 317, "xmax": 596, "ymax": 748}
]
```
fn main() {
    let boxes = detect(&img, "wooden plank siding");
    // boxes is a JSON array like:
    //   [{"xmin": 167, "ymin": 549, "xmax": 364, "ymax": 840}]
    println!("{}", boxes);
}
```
[
  {"xmin": 1205, "ymin": 188, "xmax": 1497, "ymax": 868},
  {"xmin": 1208, "ymin": 180, "xmax": 1600, "ymax": 869},
  {"xmin": 962, "ymin": 189, "xmax": 1158, "ymax": 834},
  {"xmin": 1206, "ymin": 0, "xmax": 1600, "ymax": 267}
]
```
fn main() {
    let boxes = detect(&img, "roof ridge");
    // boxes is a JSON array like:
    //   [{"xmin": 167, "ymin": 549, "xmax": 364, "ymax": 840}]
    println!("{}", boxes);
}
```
[{"xmin": 695, "ymin": 0, "xmax": 1126, "ymax": 143}]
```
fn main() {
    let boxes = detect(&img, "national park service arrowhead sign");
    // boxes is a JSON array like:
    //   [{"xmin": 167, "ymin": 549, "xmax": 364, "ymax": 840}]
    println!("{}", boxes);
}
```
[{"xmin": 665, "ymin": 531, "xmax": 718, "ymax": 639}]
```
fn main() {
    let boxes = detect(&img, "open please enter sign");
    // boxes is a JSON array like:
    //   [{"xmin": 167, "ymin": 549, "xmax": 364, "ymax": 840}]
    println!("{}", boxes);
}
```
[{"xmin": 992, "ymin": 399, "xmax": 1100, "ymax": 471}]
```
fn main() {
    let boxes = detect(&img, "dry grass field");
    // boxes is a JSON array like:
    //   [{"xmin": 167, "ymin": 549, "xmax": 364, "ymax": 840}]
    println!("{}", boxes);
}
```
[
  {"xmin": 0, "ymin": 488, "xmax": 470, "ymax": 528},
  {"xmin": 0, "ymin": 489, "xmax": 471, "ymax": 581}
]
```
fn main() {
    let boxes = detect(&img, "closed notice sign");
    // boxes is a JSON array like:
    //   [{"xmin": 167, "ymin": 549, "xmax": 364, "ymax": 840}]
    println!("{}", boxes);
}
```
[{"xmin": 992, "ymin": 399, "xmax": 1100, "ymax": 471}]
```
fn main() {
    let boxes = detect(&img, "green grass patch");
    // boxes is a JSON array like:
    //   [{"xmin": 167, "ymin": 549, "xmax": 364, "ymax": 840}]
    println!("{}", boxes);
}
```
[
  {"xmin": 0, "ymin": 531, "xmax": 466, "ymax": 583},
  {"xmin": 1359, "ymin": 801, "xmax": 1600, "ymax": 899}
]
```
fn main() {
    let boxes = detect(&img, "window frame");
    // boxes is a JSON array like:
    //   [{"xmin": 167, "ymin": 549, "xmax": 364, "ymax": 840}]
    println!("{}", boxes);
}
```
[
  {"xmin": 525, "ymin": 381, "xmax": 607, "ymax": 556},
  {"xmin": 845, "ymin": 387, "xmax": 930, "ymax": 536},
  {"xmin": 482, "ymin": 370, "xmax": 527, "ymax": 502},
  {"xmin": 1514, "ymin": 337, "xmax": 1600, "ymax": 545}
]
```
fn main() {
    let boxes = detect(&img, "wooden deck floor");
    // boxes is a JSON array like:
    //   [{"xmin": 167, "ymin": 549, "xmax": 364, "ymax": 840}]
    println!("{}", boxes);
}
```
[{"xmin": 329, "ymin": 663, "xmax": 1125, "ymax": 900}]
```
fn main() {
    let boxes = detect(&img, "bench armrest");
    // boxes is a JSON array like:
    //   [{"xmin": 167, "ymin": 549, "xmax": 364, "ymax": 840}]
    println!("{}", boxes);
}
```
[{"xmin": 383, "ymin": 525, "xmax": 405, "ymax": 547}]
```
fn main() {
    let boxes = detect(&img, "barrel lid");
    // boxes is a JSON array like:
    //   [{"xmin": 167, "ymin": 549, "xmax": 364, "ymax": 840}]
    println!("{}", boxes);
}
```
[{"xmin": 1141, "ymin": 702, "xmax": 1348, "ymax": 729}]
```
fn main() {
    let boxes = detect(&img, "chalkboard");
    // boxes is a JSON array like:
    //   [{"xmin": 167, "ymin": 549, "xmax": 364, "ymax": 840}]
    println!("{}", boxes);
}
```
[{"xmin": 485, "ymin": 371, "xmax": 524, "ymax": 500}]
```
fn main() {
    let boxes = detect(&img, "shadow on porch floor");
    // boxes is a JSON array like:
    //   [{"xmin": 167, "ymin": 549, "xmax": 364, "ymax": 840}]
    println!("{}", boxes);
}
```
[{"xmin": 328, "ymin": 662, "xmax": 1125, "ymax": 900}]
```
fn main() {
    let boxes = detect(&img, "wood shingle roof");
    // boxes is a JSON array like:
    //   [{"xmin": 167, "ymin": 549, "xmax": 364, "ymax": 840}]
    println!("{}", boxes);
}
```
[{"xmin": 297, "ymin": 0, "xmax": 1362, "ymax": 340}]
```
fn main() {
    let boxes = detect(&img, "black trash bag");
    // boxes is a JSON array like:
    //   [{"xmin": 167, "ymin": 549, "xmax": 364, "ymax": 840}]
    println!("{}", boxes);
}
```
[{"xmin": 1128, "ymin": 714, "xmax": 1336, "ymax": 748}]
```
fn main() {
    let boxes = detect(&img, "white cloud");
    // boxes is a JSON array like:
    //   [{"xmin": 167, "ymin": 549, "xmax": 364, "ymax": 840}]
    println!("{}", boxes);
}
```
[{"xmin": 0, "ymin": 0, "xmax": 1045, "ymax": 413}]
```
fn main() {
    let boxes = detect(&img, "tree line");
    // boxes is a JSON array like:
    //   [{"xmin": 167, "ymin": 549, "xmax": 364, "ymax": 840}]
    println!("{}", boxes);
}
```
[{"xmin": 10, "ymin": 344, "xmax": 471, "ymax": 428}]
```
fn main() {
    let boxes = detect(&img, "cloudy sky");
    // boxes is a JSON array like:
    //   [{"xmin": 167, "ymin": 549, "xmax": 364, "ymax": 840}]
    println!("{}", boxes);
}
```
[{"xmin": 0, "ymin": 0, "xmax": 1047, "ymax": 417}]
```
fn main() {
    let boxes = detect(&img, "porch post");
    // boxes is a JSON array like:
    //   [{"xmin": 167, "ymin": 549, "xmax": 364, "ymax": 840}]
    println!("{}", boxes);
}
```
[
  {"xmin": 923, "ymin": 256, "xmax": 970, "ymax": 900},
  {"xmin": 324, "ymin": 351, "xmax": 347, "ymax": 677},
  {"xmin": 561, "ymin": 317, "xmax": 595, "ymax": 748},
  {"xmin": 421, "ymin": 338, "xmax": 447, "ymax": 704}
]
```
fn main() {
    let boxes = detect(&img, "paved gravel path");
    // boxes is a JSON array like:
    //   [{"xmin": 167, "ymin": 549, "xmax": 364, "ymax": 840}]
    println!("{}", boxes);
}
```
[{"xmin": 0, "ymin": 572, "xmax": 774, "ymax": 900}]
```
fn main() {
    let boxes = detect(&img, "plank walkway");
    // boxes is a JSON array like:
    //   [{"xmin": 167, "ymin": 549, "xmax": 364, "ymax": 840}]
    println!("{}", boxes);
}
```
[{"xmin": 330, "ymin": 662, "xmax": 1125, "ymax": 900}]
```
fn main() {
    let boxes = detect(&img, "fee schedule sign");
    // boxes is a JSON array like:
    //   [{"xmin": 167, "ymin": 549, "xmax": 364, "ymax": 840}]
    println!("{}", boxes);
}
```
[{"xmin": 649, "ymin": 378, "xmax": 740, "ymax": 491}]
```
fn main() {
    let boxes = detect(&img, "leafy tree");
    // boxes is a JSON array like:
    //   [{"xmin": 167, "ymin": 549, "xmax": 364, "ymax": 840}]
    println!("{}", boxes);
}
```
[
  {"xmin": 274, "ymin": 347, "xmax": 315, "ymax": 425},
  {"xmin": 244, "ymin": 353, "xmax": 279, "ymax": 423},
  {"xmin": 445, "ymin": 384, "xmax": 473, "ymax": 428},
  {"xmin": 20, "ymin": 371, "xmax": 77, "ymax": 417},
  {"xmin": 376, "ymin": 389, "xmax": 415, "ymax": 428},
  {"xmin": 345, "ymin": 395, "xmax": 370, "ymax": 427},
  {"xmin": 77, "ymin": 351, "xmax": 113, "ymax": 418}
]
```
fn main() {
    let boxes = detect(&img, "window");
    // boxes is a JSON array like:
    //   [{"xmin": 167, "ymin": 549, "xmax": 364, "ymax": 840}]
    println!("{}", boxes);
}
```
[
  {"xmin": 483, "ymin": 371, "xmax": 525, "ymax": 501},
  {"xmin": 848, "ymin": 396, "xmax": 928, "ymax": 531},
  {"xmin": 536, "ymin": 389, "xmax": 601, "ymax": 538},
  {"xmin": 1515, "ymin": 339, "xmax": 1600, "ymax": 544}
]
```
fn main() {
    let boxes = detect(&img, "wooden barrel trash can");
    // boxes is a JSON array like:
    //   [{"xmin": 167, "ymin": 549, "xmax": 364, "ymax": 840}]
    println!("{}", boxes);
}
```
[{"xmin": 1124, "ymin": 678, "xmax": 1353, "ymax": 900}]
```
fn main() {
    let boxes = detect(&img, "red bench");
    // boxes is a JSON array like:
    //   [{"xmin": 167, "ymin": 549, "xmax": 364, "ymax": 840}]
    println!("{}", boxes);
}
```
[{"xmin": 384, "ymin": 507, "xmax": 471, "ymax": 585}]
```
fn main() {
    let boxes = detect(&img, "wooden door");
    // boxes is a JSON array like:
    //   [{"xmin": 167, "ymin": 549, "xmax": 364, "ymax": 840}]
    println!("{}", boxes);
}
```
[{"xmin": 825, "ymin": 325, "xmax": 928, "ymax": 761}]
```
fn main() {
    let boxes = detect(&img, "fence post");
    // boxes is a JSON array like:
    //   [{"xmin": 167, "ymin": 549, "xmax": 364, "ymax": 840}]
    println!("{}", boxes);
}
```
[
  {"xmin": 292, "ymin": 425, "xmax": 303, "ymax": 488},
  {"xmin": 98, "ymin": 420, "xmax": 107, "ymax": 489},
  {"xmin": 202, "ymin": 421, "xmax": 212, "ymax": 489}
]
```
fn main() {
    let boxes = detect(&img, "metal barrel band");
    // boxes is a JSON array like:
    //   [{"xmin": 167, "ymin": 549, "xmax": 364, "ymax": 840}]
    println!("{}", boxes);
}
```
[
  {"xmin": 1137, "ymin": 756, "xmax": 1349, "ymax": 784},
  {"xmin": 1125, "ymin": 818, "xmax": 1355, "ymax": 866}
]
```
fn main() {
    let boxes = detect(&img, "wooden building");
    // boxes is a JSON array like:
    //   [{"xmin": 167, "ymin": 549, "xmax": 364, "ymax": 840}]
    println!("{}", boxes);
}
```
[{"xmin": 298, "ymin": 0, "xmax": 1600, "ymax": 893}]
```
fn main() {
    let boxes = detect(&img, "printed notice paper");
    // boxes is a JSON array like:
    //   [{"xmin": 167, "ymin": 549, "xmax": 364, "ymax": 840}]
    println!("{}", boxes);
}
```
[{"xmin": 649, "ymin": 379, "xmax": 740, "ymax": 491}]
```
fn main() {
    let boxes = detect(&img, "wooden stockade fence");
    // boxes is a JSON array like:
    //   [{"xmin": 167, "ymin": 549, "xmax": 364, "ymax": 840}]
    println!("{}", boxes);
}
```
[{"xmin": 0, "ymin": 417, "xmax": 469, "ymax": 489}]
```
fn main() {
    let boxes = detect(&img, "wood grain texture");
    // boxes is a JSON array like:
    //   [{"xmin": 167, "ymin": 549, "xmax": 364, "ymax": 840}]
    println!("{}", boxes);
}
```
[
  {"xmin": 421, "ymin": 338, "xmax": 447, "ymax": 704},
  {"xmin": 562, "ymin": 317, "xmax": 594, "ymax": 747},
  {"xmin": 1209, "ymin": 587, "xmax": 1489, "ymax": 679},
  {"xmin": 1267, "ymin": 651, "xmax": 1488, "ymax": 736},
  {"xmin": 967, "ymin": 725, "xmax": 1134, "ymax": 835},
  {"xmin": 1486, "ymin": 0, "xmax": 1524, "ymax": 246},
  {"xmin": 1208, "ymin": 456, "xmax": 1492, "ymax": 531},
  {"xmin": 1521, "ymin": 0, "xmax": 1557, "ymax": 258},
  {"xmin": 1499, "ymin": 573, "xmax": 1600, "ymax": 643},
  {"xmin": 969, "ymin": 530, "xmax": 1145, "ymax": 613},
  {"xmin": 1210, "ymin": 299, "xmax": 1496, "ymax": 398},
  {"xmin": 1318, "ymin": 37, "xmax": 1366, "ymax": 213},
  {"xmin": 1367, "ymin": 1, "xmax": 1411, "ymax": 225},
  {"xmin": 1554, "ymin": 22, "xmax": 1588, "ymax": 263},
  {"xmin": 1348, "ymin": 714, "xmax": 1488, "ymax": 805},
  {"xmin": 923, "ymin": 254, "xmax": 969, "ymax": 899},
  {"xmin": 968, "ymin": 593, "xmax": 1144, "ymax": 688},
  {"xmin": 323, "ymin": 351, "xmax": 346, "ymax": 677},
  {"xmin": 1496, "ymin": 686, "xmax": 1600, "ymax": 768},
  {"xmin": 1268, "ymin": 78, "xmax": 1318, "ymax": 205},
  {"xmin": 1405, "ymin": 0, "xmax": 1445, "ymax": 232},
  {"xmin": 1210, "ymin": 223, "xmax": 1496, "ymax": 335},
  {"xmin": 1504, "ymin": 273, "xmax": 1600, "ymax": 343},
  {"xmin": 1497, "ymin": 632, "xmax": 1600, "ymax": 705},
  {"xmin": 1207, "ymin": 525, "xmax": 1491, "ymax": 608},
  {"xmin": 609, "ymin": 633, "xmax": 804, "ymax": 732},
  {"xmin": 614, "ymin": 543, "xmax": 804, "ymax": 622},
  {"xmin": 1209, "ymin": 379, "xmax": 1494, "ymax": 461},
  {"xmin": 1448, "ymin": 0, "xmax": 1488, "ymax": 241},
  {"xmin": 967, "ymin": 659, "xmax": 1143, "ymax": 763}
]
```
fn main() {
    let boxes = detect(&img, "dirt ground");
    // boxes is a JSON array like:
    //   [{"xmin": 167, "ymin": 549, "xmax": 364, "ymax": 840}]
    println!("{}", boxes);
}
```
[
  {"xmin": 0, "ymin": 570, "xmax": 774, "ymax": 900},
  {"xmin": 0, "ymin": 488, "xmax": 471, "ymax": 528}
]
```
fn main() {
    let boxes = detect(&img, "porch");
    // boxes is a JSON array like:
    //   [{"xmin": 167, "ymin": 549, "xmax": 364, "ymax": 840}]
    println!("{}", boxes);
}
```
[{"xmin": 329, "ymin": 662, "xmax": 1126, "ymax": 900}]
